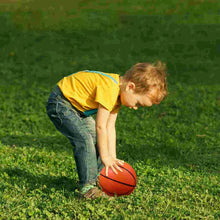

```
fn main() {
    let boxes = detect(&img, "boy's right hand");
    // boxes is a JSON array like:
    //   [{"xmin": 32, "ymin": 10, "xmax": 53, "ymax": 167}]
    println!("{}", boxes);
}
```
[{"xmin": 102, "ymin": 156, "xmax": 124, "ymax": 176}]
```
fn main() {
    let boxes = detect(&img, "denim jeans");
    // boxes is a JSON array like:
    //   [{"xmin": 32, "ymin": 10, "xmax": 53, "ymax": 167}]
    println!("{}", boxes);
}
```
[{"xmin": 46, "ymin": 85, "xmax": 103, "ymax": 187}]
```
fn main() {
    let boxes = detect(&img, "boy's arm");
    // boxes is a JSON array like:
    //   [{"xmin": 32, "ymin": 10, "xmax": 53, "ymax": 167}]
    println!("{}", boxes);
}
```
[
  {"xmin": 96, "ymin": 104, "xmax": 123, "ymax": 176},
  {"xmin": 107, "ymin": 111, "xmax": 118, "ymax": 159},
  {"xmin": 96, "ymin": 104, "xmax": 110, "ymax": 160}
]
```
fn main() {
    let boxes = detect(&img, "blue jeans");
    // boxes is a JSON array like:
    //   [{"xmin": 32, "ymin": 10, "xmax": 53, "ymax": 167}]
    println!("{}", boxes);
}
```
[{"xmin": 46, "ymin": 85, "xmax": 103, "ymax": 187}]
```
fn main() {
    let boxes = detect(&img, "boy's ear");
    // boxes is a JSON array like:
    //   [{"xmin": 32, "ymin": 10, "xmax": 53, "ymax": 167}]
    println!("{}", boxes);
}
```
[{"xmin": 127, "ymin": 81, "xmax": 136, "ymax": 92}]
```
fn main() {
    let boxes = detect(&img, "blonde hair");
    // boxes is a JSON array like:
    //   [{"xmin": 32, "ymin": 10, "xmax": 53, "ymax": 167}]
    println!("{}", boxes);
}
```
[{"xmin": 123, "ymin": 61, "xmax": 167, "ymax": 104}]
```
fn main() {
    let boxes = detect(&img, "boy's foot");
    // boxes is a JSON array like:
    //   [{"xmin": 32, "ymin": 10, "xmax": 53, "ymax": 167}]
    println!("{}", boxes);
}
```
[{"xmin": 78, "ymin": 186, "xmax": 113, "ymax": 200}]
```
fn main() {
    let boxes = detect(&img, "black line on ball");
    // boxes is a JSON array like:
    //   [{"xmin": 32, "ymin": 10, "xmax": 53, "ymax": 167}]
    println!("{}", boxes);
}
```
[
  {"xmin": 118, "ymin": 165, "xmax": 137, "ymax": 186},
  {"xmin": 100, "ymin": 174, "xmax": 136, "ymax": 187}
]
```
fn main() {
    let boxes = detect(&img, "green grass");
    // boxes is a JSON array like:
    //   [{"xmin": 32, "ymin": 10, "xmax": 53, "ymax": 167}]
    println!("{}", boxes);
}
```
[{"xmin": 0, "ymin": 0, "xmax": 220, "ymax": 219}]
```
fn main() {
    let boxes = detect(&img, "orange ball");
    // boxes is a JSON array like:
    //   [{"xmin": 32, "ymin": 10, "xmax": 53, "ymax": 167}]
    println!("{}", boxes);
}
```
[{"xmin": 99, "ymin": 162, "xmax": 137, "ymax": 196}]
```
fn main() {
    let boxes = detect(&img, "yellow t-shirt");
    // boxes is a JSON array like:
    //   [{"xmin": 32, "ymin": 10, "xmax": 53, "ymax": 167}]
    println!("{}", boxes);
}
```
[{"xmin": 57, "ymin": 70, "xmax": 121, "ymax": 116}]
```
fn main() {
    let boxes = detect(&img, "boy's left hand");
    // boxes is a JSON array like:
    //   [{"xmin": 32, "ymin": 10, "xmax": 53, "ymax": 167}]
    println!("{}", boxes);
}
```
[{"xmin": 102, "ymin": 156, "xmax": 124, "ymax": 176}]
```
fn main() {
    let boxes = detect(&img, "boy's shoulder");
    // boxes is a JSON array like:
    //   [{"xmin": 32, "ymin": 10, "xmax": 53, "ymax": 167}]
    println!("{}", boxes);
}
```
[{"xmin": 76, "ymin": 70, "xmax": 119, "ymax": 86}]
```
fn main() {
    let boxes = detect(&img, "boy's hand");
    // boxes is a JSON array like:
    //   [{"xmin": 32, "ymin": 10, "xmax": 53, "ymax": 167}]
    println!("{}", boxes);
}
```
[{"xmin": 102, "ymin": 156, "xmax": 124, "ymax": 176}]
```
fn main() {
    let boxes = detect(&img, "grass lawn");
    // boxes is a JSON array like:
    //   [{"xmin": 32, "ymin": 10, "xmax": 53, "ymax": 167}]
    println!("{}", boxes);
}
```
[{"xmin": 0, "ymin": 0, "xmax": 220, "ymax": 219}]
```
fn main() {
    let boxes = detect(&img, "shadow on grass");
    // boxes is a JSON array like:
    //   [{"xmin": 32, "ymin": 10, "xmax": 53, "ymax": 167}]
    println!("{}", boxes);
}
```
[
  {"xmin": 1, "ymin": 132, "xmax": 219, "ymax": 174},
  {"xmin": 118, "ymin": 141, "xmax": 220, "ymax": 174},
  {"xmin": 1, "ymin": 14, "xmax": 220, "ymax": 87},
  {"xmin": 0, "ymin": 133, "xmax": 71, "ymax": 153},
  {"xmin": 1, "ymin": 167, "xmax": 78, "ymax": 197}
]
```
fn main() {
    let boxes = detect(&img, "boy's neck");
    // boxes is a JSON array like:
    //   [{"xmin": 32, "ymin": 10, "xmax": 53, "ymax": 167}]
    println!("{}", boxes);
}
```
[
  {"xmin": 119, "ymin": 76, "xmax": 125, "ymax": 94},
  {"xmin": 119, "ymin": 76, "xmax": 123, "ymax": 85}
]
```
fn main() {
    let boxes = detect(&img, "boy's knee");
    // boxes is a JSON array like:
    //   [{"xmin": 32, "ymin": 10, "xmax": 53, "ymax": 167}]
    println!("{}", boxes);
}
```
[{"xmin": 73, "ymin": 133, "xmax": 96, "ymax": 153}]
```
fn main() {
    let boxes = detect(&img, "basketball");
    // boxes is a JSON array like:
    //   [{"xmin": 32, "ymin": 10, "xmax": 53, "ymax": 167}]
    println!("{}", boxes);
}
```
[{"xmin": 98, "ymin": 162, "xmax": 137, "ymax": 197}]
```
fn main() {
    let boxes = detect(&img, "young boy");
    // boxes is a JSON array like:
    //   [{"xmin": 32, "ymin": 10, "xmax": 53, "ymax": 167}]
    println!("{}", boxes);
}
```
[{"xmin": 46, "ymin": 61, "xmax": 167, "ymax": 199}]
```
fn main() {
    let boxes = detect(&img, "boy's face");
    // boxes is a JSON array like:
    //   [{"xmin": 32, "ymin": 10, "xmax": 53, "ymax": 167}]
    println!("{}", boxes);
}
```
[{"xmin": 120, "ymin": 82, "xmax": 156, "ymax": 110}]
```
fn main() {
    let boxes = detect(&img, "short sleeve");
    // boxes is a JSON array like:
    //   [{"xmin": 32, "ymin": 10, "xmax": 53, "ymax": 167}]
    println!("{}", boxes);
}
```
[{"xmin": 95, "ymin": 85, "xmax": 119, "ymax": 112}]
